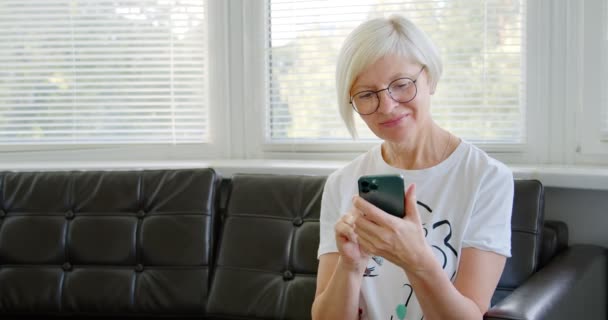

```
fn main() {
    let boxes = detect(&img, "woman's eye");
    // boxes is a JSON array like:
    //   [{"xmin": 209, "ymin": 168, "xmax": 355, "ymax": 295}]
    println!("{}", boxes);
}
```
[
  {"xmin": 358, "ymin": 92, "xmax": 374, "ymax": 100},
  {"xmin": 394, "ymin": 81, "xmax": 412, "ymax": 89}
]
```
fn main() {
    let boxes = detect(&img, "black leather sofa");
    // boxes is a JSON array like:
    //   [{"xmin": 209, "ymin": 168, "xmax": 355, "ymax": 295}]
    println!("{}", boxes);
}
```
[{"xmin": 0, "ymin": 168, "xmax": 605, "ymax": 319}]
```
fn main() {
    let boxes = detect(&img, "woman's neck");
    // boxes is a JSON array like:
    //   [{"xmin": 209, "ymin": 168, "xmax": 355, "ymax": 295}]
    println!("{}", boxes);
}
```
[{"xmin": 381, "ymin": 123, "xmax": 453, "ymax": 170}]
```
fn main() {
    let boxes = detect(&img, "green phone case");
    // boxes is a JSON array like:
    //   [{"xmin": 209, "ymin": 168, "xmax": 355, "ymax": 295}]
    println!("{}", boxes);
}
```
[{"xmin": 358, "ymin": 174, "xmax": 405, "ymax": 218}]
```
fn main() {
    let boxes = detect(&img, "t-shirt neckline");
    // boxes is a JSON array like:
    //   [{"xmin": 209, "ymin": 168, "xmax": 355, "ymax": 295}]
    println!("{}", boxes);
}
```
[{"xmin": 374, "ymin": 139, "xmax": 468, "ymax": 179}]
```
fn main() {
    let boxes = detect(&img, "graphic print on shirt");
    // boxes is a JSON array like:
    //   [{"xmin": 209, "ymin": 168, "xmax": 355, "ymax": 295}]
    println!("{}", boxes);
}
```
[
  {"xmin": 390, "ymin": 284, "xmax": 413, "ymax": 320},
  {"xmin": 363, "ymin": 200, "xmax": 459, "ymax": 319},
  {"xmin": 363, "ymin": 256, "xmax": 384, "ymax": 277}
]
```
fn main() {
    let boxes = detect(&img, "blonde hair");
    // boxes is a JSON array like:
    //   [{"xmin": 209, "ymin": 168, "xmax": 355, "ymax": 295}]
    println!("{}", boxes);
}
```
[{"xmin": 336, "ymin": 15, "xmax": 443, "ymax": 138}]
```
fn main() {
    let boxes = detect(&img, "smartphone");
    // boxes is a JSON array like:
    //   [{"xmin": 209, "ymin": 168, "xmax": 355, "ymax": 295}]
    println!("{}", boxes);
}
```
[{"xmin": 358, "ymin": 174, "xmax": 405, "ymax": 218}]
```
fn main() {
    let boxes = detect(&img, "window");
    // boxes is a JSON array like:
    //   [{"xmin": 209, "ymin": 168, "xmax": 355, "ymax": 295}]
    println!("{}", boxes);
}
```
[
  {"xmin": 0, "ymin": 0, "xmax": 208, "ymax": 145},
  {"xmin": 1, "ymin": 0, "xmax": 606, "ymax": 166},
  {"xmin": 266, "ymin": 0, "xmax": 526, "ymax": 146},
  {"xmin": 577, "ymin": 0, "xmax": 608, "ymax": 158}
]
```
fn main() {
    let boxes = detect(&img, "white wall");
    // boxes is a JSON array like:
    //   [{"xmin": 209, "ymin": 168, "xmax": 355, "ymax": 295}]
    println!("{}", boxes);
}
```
[{"xmin": 545, "ymin": 187, "xmax": 608, "ymax": 248}]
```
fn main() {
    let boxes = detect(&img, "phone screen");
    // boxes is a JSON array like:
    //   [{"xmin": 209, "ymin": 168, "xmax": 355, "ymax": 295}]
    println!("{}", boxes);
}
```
[{"xmin": 358, "ymin": 174, "xmax": 405, "ymax": 218}]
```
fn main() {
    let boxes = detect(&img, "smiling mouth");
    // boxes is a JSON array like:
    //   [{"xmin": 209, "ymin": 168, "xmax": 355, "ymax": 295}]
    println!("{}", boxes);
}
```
[{"xmin": 380, "ymin": 114, "xmax": 408, "ymax": 126}]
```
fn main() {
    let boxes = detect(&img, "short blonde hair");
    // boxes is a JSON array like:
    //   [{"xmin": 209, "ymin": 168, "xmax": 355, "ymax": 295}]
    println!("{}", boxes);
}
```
[{"xmin": 336, "ymin": 15, "xmax": 443, "ymax": 138}]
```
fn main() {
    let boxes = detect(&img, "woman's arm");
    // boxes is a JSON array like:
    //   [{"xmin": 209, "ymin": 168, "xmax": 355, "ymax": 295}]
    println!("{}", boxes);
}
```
[
  {"xmin": 352, "ymin": 184, "xmax": 507, "ymax": 320},
  {"xmin": 406, "ymin": 247, "xmax": 506, "ymax": 320},
  {"xmin": 313, "ymin": 209, "xmax": 371, "ymax": 320},
  {"xmin": 311, "ymin": 253, "xmax": 365, "ymax": 320}
]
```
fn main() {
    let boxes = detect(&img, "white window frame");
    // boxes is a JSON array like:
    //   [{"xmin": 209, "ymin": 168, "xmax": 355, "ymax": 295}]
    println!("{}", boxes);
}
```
[{"xmin": 575, "ymin": 0, "xmax": 608, "ymax": 164}]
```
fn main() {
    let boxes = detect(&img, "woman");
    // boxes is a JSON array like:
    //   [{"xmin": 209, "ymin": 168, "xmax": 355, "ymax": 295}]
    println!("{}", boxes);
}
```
[{"xmin": 311, "ymin": 15, "xmax": 513, "ymax": 320}]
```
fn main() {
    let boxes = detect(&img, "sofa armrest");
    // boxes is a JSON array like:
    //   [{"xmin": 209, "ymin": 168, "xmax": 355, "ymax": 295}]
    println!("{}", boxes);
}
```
[{"xmin": 485, "ymin": 244, "xmax": 607, "ymax": 320}]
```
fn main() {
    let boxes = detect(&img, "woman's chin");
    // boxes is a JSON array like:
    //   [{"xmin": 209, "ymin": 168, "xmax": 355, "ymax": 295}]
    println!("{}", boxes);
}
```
[{"xmin": 374, "ymin": 126, "xmax": 414, "ymax": 144}]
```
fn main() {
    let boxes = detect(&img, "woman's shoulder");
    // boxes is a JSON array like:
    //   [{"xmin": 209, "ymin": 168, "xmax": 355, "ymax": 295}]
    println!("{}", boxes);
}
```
[{"xmin": 459, "ymin": 140, "xmax": 513, "ymax": 183}]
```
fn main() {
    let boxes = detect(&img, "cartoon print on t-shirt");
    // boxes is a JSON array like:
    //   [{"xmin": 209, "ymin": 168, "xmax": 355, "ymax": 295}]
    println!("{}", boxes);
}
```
[
  {"xmin": 372, "ymin": 256, "xmax": 384, "ymax": 265},
  {"xmin": 419, "ymin": 201, "xmax": 458, "ymax": 277},
  {"xmin": 363, "ymin": 199, "xmax": 459, "ymax": 319},
  {"xmin": 363, "ymin": 265, "xmax": 378, "ymax": 277},
  {"xmin": 390, "ymin": 284, "xmax": 413, "ymax": 320},
  {"xmin": 363, "ymin": 256, "xmax": 385, "ymax": 277}
]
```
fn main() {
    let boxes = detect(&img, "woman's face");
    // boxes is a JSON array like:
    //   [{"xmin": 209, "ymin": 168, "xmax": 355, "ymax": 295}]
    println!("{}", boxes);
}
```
[{"xmin": 350, "ymin": 55, "xmax": 433, "ymax": 144}]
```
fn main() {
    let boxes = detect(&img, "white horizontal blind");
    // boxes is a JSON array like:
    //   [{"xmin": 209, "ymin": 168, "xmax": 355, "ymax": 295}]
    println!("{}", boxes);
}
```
[
  {"xmin": 267, "ymin": 0, "xmax": 525, "ymax": 144},
  {"xmin": 0, "ymin": 0, "xmax": 208, "ymax": 145}
]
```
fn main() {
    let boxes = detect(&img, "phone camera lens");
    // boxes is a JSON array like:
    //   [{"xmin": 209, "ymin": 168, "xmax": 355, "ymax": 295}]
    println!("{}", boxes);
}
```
[
  {"xmin": 370, "ymin": 183, "xmax": 378, "ymax": 190},
  {"xmin": 361, "ymin": 181, "xmax": 369, "ymax": 187},
  {"xmin": 361, "ymin": 187, "xmax": 370, "ymax": 193}
]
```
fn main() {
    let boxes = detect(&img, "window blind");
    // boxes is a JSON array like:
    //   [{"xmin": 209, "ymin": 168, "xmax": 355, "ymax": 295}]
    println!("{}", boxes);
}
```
[
  {"xmin": 0, "ymin": 0, "xmax": 208, "ymax": 145},
  {"xmin": 267, "ymin": 0, "xmax": 525, "ymax": 144}
]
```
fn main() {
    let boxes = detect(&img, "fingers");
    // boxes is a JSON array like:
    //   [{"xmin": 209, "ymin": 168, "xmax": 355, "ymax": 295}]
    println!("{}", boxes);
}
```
[
  {"xmin": 356, "ymin": 232, "xmax": 375, "ymax": 255},
  {"xmin": 336, "ymin": 210, "xmax": 380, "ymax": 245},
  {"xmin": 353, "ymin": 221, "xmax": 381, "ymax": 253},
  {"xmin": 352, "ymin": 208, "xmax": 385, "ymax": 237},
  {"xmin": 335, "ymin": 213, "xmax": 358, "ymax": 243},
  {"xmin": 351, "ymin": 195, "xmax": 393, "ymax": 226},
  {"xmin": 405, "ymin": 183, "xmax": 421, "ymax": 224},
  {"xmin": 344, "ymin": 213, "xmax": 355, "ymax": 226}
]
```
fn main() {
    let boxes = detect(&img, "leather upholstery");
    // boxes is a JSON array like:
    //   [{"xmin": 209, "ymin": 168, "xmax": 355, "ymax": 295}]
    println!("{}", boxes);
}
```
[
  {"xmin": 491, "ymin": 180, "xmax": 544, "ymax": 306},
  {"xmin": 539, "ymin": 220, "xmax": 568, "ymax": 269},
  {"xmin": 0, "ymin": 169, "xmax": 218, "ymax": 317},
  {"xmin": 206, "ymin": 174, "xmax": 326, "ymax": 320},
  {"xmin": 0, "ymin": 170, "xmax": 605, "ymax": 319},
  {"xmin": 485, "ymin": 244, "xmax": 607, "ymax": 320}
]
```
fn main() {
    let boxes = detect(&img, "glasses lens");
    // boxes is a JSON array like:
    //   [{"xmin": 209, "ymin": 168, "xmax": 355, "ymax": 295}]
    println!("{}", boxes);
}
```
[
  {"xmin": 352, "ymin": 91, "xmax": 378, "ymax": 114},
  {"xmin": 389, "ymin": 78, "xmax": 416, "ymax": 102}
]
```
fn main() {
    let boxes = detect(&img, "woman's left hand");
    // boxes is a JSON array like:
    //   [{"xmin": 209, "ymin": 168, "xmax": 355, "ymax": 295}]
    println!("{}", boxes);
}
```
[{"xmin": 352, "ymin": 183, "xmax": 434, "ymax": 274}]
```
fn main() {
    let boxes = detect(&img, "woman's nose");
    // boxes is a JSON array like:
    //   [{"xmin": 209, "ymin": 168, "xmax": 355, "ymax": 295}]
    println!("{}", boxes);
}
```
[{"xmin": 376, "ymin": 89, "xmax": 398, "ymax": 114}]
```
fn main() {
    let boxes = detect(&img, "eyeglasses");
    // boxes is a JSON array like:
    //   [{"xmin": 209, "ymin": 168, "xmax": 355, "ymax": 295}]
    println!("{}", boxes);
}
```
[{"xmin": 350, "ymin": 66, "xmax": 425, "ymax": 115}]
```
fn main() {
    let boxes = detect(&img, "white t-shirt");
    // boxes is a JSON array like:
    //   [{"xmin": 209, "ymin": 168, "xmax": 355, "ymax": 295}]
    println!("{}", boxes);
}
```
[{"xmin": 317, "ymin": 140, "xmax": 513, "ymax": 320}]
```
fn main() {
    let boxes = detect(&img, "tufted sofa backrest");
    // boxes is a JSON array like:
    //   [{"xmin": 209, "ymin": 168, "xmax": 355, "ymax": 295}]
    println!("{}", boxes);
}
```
[
  {"xmin": 0, "ymin": 169, "xmax": 218, "ymax": 317},
  {"xmin": 206, "ymin": 173, "xmax": 326, "ymax": 320},
  {"xmin": 492, "ymin": 179, "xmax": 545, "ymax": 305},
  {"xmin": 0, "ymin": 169, "xmax": 553, "ymax": 319}
]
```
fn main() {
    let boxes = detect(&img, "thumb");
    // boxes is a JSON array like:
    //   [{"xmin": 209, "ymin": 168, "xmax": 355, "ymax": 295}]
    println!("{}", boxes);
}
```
[{"xmin": 404, "ymin": 183, "xmax": 421, "ymax": 224}]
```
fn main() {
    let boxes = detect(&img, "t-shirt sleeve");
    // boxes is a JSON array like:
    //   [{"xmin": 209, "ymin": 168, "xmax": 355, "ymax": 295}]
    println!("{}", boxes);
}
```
[
  {"xmin": 462, "ymin": 162, "xmax": 514, "ymax": 257},
  {"xmin": 317, "ymin": 173, "xmax": 342, "ymax": 258}
]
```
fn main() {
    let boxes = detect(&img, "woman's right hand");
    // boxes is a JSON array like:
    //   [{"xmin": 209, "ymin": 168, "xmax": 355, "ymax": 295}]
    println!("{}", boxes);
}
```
[{"xmin": 334, "ymin": 211, "xmax": 370, "ymax": 273}]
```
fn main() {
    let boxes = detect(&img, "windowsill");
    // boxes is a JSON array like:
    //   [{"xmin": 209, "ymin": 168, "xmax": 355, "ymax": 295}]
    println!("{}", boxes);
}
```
[{"xmin": 0, "ymin": 160, "xmax": 607, "ymax": 191}]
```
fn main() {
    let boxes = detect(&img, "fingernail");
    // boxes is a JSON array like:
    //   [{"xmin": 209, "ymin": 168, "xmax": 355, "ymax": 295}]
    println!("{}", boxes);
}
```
[{"xmin": 346, "ymin": 215, "xmax": 354, "ymax": 225}]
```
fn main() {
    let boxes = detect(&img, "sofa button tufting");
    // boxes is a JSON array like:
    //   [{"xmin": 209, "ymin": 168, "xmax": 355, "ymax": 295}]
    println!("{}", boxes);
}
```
[
  {"xmin": 65, "ymin": 210, "xmax": 75, "ymax": 220},
  {"xmin": 135, "ymin": 264, "xmax": 144, "ymax": 272},
  {"xmin": 282, "ymin": 270, "xmax": 294, "ymax": 281},
  {"xmin": 137, "ymin": 210, "xmax": 146, "ymax": 218},
  {"xmin": 292, "ymin": 217, "xmax": 303, "ymax": 227},
  {"xmin": 62, "ymin": 262, "xmax": 72, "ymax": 271}
]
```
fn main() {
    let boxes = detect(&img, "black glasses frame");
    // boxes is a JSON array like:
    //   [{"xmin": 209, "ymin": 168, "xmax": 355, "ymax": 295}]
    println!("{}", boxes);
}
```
[{"xmin": 350, "ymin": 66, "xmax": 425, "ymax": 115}]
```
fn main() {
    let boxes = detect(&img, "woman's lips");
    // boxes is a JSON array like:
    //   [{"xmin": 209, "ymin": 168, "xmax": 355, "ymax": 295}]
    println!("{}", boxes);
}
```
[{"xmin": 379, "ymin": 113, "xmax": 409, "ymax": 127}]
